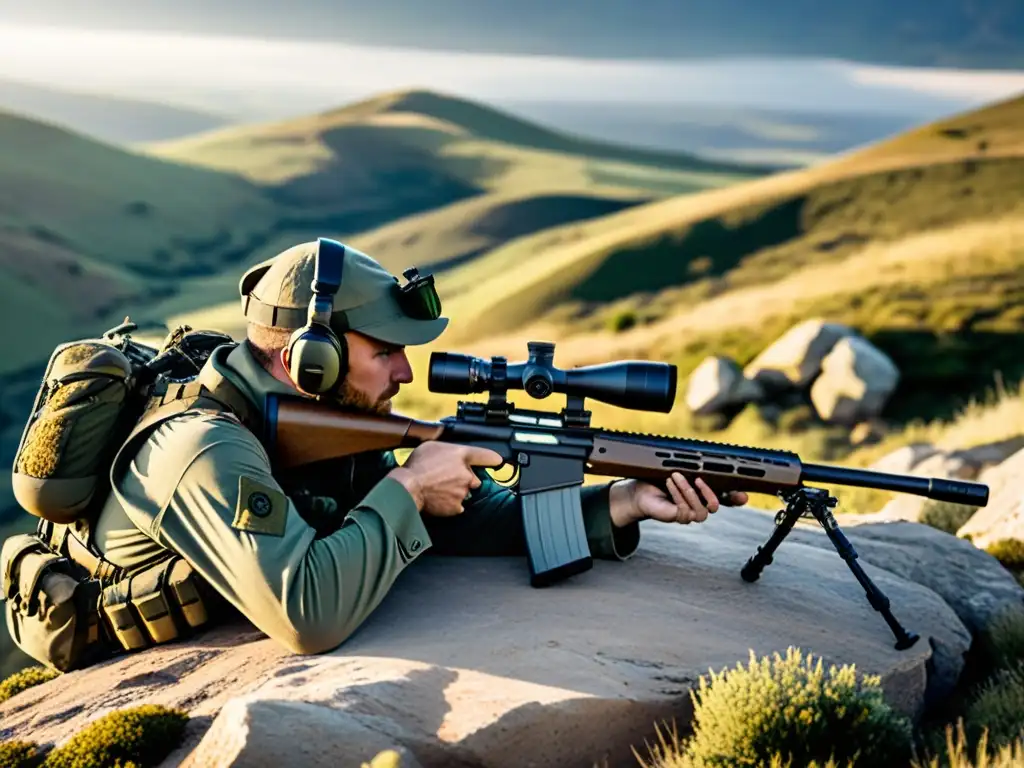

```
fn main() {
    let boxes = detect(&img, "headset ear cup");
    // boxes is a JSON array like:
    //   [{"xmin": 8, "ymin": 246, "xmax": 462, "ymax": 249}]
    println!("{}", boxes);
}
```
[{"xmin": 286, "ymin": 324, "xmax": 343, "ymax": 395}]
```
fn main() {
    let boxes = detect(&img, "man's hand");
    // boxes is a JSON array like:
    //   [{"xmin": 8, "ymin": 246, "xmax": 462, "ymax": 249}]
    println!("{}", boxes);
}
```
[
  {"xmin": 609, "ymin": 473, "xmax": 748, "ymax": 528},
  {"xmin": 388, "ymin": 442, "xmax": 504, "ymax": 517}
]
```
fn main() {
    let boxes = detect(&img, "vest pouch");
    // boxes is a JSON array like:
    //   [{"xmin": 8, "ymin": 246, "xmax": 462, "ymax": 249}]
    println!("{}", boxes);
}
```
[
  {"xmin": 101, "ymin": 579, "xmax": 149, "ymax": 651},
  {"xmin": 166, "ymin": 558, "xmax": 210, "ymax": 630},
  {"xmin": 100, "ymin": 556, "xmax": 212, "ymax": 651},
  {"xmin": 1, "ymin": 533, "xmax": 108, "ymax": 672},
  {"xmin": 129, "ymin": 563, "xmax": 181, "ymax": 644}
]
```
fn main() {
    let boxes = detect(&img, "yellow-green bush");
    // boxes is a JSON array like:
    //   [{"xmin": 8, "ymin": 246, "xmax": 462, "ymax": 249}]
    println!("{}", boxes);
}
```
[
  {"xmin": 0, "ymin": 666, "xmax": 60, "ymax": 704},
  {"xmin": 41, "ymin": 704, "xmax": 188, "ymax": 768},
  {"xmin": 650, "ymin": 647, "xmax": 914, "ymax": 768},
  {"xmin": 0, "ymin": 740, "xmax": 46, "ymax": 768}
]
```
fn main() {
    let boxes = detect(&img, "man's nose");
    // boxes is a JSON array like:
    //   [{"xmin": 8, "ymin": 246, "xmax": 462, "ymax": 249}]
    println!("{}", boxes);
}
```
[{"xmin": 393, "ymin": 351, "xmax": 414, "ymax": 383}]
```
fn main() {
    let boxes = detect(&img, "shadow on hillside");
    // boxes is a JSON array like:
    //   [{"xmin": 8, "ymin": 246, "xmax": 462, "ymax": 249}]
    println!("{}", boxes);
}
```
[
  {"xmin": 565, "ymin": 196, "xmax": 806, "ymax": 303},
  {"xmin": 868, "ymin": 329, "xmax": 1024, "ymax": 426}
]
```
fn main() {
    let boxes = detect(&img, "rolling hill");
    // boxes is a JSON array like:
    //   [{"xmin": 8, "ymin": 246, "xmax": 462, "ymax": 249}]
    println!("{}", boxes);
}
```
[
  {"xmin": 132, "ymin": 89, "xmax": 766, "ymax": 320},
  {"xmin": 0, "ymin": 88, "xmax": 766, "ymax": 373},
  {"xmin": 384, "ymin": 93, "xmax": 1024, "ymax": 429},
  {"xmin": 0, "ymin": 77, "xmax": 232, "ymax": 145},
  {"xmin": 141, "ymin": 89, "xmax": 763, "ymax": 201}
]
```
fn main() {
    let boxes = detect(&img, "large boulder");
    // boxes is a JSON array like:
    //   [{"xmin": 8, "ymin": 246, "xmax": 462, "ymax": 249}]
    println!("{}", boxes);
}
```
[
  {"xmin": 810, "ymin": 335, "xmax": 900, "ymax": 425},
  {"xmin": 743, "ymin": 319, "xmax": 856, "ymax": 393},
  {"xmin": 685, "ymin": 355, "xmax": 763, "ymax": 416},
  {"xmin": 0, "ymin": 509, "xmax": 972, "ymax": 768}
]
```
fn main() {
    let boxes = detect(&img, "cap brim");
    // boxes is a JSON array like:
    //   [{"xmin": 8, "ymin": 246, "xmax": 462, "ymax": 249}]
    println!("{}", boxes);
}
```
[
  {"xmin": 355, "ymin": 316, "xmax": 449, "ymax": 346},
  {"xmin": 239, "ymin": 257, "xmax": 277, "ymax": 297}
]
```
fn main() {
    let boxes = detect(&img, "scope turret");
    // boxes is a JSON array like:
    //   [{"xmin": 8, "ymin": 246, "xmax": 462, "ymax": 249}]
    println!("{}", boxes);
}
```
[{"xmin": 428, "ymin": 341, "xmax": 678, "ymax": 413}]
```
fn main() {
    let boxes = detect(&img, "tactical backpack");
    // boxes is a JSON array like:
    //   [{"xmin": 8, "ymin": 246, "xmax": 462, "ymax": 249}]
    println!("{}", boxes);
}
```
[{"xmin": 1, "ymin": 318, "xmax": 254, "ymax": 672}]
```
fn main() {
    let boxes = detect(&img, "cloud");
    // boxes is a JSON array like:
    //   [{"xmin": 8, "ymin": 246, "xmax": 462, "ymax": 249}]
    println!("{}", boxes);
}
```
[{"xmin": 1, "ymin": 23, "xmax": 1020, "ymax": 121}]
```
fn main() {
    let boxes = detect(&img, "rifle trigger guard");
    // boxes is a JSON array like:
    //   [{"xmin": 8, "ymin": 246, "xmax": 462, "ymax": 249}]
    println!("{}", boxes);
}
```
[{"xmin": 486, "ymin": 460, "xmax": 519, "ymax": 487}]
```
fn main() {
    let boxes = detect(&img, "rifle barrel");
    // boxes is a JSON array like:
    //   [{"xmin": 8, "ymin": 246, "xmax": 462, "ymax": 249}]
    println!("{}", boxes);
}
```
[{"xmin": 800, "ymin": 463, "xmax": 989, "ymax": 507}]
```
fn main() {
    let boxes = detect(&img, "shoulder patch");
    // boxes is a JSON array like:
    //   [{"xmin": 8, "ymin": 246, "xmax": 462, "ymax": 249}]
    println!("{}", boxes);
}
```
[{"xmin": 232, "ymin": 475, "xmax": 288, "ymax": 537}]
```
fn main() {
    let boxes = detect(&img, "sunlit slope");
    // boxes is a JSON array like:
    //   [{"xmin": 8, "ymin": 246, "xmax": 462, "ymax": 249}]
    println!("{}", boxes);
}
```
[{"xmin": 429, "ymin": 96, "xmax": 1024, "ymax": 424}]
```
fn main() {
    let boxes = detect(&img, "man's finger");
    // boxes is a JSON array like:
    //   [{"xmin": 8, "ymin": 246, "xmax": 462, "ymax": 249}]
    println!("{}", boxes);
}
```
[
  {"xmin": 664, "ymin": 474, "xmax": 687, "ymax": 508},
  {"xmin": 465, "ymin": 445, "xmax": 505, "ymax": 467},
  {"xmin": 675, "ymin": 475, "xmax": 705, "ymax": 513},
  {"xmin": 695, "ymin": 478, "xmax": 720, "ymax": 513}
]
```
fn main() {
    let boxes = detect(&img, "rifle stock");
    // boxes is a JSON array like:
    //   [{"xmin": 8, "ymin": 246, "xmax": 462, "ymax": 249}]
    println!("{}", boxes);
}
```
[{"xmin": 265, "ymin": 396, "xmax": 444, "ymax": 468}]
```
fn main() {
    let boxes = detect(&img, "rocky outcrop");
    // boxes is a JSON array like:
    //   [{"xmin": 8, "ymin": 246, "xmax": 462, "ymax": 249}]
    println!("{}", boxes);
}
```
[
  {"xmin": 958, "ymin": 447, "xmax": 1024, "ymax": 548},
  {"xmin": 683, "ymin": 318, "xmax": 901, "ymax": 428},
  {"xmin": 2, "ymin": 506, "xmax": 1008, "ymax": 768}
]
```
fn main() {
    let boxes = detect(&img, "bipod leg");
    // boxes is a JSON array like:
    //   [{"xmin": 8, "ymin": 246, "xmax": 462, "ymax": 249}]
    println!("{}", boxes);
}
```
[
  {"xmin": 740, "ymin": 489, "xmax": 805, "ymax": 583},
  {"xmin": 804, "ymin": 488, "xmax": 920, "ymax": 651}
]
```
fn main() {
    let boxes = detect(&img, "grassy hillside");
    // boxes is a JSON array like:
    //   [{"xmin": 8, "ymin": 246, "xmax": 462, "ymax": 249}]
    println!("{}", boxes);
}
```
[
  {"xmin": 422, "ymin": 95, "xmax": 1024, "ymax": 428},
  {"xmin": 0, "ymin": 110, "xmax": 283, "ymax": 373},
  {"xmin": 130, "ymin": 89, "xmax": 765, "ymax": 321}
]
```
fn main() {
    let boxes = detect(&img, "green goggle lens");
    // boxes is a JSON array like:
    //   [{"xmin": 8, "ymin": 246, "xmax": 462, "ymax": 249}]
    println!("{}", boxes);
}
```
[{"xmin": 395, "ymin": 267, "xmax": 442, "ymax": 320}]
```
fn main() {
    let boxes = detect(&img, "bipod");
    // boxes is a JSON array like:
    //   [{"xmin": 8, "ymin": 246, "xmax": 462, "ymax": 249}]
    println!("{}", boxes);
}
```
[{"xmin": 739, "ymin": 485, "xmax": 920, "ymax": 651}]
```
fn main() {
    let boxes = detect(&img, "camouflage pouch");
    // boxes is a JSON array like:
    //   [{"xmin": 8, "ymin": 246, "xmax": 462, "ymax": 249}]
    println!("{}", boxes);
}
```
[
  {"xmin": 11, "ymin": 338, "xmax": 140, "ymax": 525},
  {"xmin": 1, "ymin": 533, "xmax": 108, "ymax": 672}
]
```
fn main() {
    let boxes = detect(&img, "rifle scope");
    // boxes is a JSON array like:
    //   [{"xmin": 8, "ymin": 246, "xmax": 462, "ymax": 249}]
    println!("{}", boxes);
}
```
[{"xmin": 428, "ymin": 341, "xmax": 678, "ymax": 413}]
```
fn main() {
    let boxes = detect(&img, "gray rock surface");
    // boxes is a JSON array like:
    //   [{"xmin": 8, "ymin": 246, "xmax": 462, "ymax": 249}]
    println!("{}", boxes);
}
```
[{"xmin": 0, "ymin": 508, "xmax": 974, "ymax": 768}]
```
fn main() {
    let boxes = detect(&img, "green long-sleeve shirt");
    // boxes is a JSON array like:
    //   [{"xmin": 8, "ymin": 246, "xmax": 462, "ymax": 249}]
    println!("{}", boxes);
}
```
[{"xmin": 93, "ymin": 343, "xmax": 640, "ymax": 655}]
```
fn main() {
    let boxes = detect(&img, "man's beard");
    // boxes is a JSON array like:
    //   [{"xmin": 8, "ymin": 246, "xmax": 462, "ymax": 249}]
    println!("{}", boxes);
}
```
[{"xmin": 333, "ymin": 378, "xmax": 393, "ymax": 416}]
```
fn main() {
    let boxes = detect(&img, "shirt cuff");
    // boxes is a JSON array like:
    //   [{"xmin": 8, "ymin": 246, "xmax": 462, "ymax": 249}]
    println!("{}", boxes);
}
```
[
  {"xmin": 580, "ymin": 481, "xmax": 641, "ymax": 561},
  {"xmin": 349, "ymin": 476, "xmax": 432, "ymax": 563}
]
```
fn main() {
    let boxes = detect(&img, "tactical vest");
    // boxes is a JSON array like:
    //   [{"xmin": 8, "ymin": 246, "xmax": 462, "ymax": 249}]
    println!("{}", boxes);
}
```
[{"xmin": 1, "ymin": 322, "xmax": 259, "ymax": 673}]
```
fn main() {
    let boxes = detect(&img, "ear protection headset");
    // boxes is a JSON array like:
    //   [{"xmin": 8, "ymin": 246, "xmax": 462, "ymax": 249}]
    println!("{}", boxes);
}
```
[{"xmin": 285, "ymin": 238, "xmax": 348, "ymax": 396}]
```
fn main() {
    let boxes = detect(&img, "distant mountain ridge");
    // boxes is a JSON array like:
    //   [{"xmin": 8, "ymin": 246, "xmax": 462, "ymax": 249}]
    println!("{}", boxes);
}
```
[{"xmin": 6, "ymin": 0, "xmax": 1024, "ymax": 69}]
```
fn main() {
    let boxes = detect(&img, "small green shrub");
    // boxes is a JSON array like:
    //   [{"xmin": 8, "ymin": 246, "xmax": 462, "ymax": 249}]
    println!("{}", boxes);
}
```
[
  {"xmin": 0, "ymin": 740, "xmax": 47, "ymax": 768},
  {"xmin": 662, "ymin": 647, "xmax": 914, "ymax": 767},
  {"xmin": 0, "ymin": 666, "xmax": 61, "ymax": 704},
  {"xmin": 41, "ymin": 704, "xmax": 189, "ymax": 768},
  {"xmin": 963, "ymin": 662, "xmax": 1024, "ymax": 752},
  {"xmin": 919, "ymin": 501, "xmax": 977, "ymax": 534}
]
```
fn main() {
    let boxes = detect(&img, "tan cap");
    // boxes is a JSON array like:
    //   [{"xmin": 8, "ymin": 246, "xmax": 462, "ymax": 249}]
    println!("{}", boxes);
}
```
[{"xmin": 239, "ymin": 240, "xmax": 448, "ymax": 346}]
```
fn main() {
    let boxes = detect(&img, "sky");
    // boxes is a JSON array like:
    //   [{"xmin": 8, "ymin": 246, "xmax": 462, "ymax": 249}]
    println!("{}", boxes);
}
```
[{"xmin": 2, "ymin": 23, "xmax": 1023, "ymax": 124}]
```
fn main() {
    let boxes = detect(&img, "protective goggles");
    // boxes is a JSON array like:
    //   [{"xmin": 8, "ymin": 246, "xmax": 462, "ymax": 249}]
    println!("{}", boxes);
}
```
[{"xmin": 394, "ymin": 266, "xmax": 442, "ymax": 320}]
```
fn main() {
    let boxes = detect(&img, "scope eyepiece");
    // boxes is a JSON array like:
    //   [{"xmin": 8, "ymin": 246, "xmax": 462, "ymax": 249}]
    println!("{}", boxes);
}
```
[{"xmin": 428, "ymin": 342, "xmax": 678, "ymax": 413}]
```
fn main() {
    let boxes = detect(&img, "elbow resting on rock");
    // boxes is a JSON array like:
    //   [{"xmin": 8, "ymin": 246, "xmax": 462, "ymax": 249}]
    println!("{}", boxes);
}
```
[{"xmin": 273, "ymin": 612, "xmax": 369, "ymax": 656}]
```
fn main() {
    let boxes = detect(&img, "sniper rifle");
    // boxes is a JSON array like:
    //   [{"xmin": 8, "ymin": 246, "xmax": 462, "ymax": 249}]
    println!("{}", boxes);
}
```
[{"xmin": 262, "ymin": 341, "xmax": 990, "ymax": 651}]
